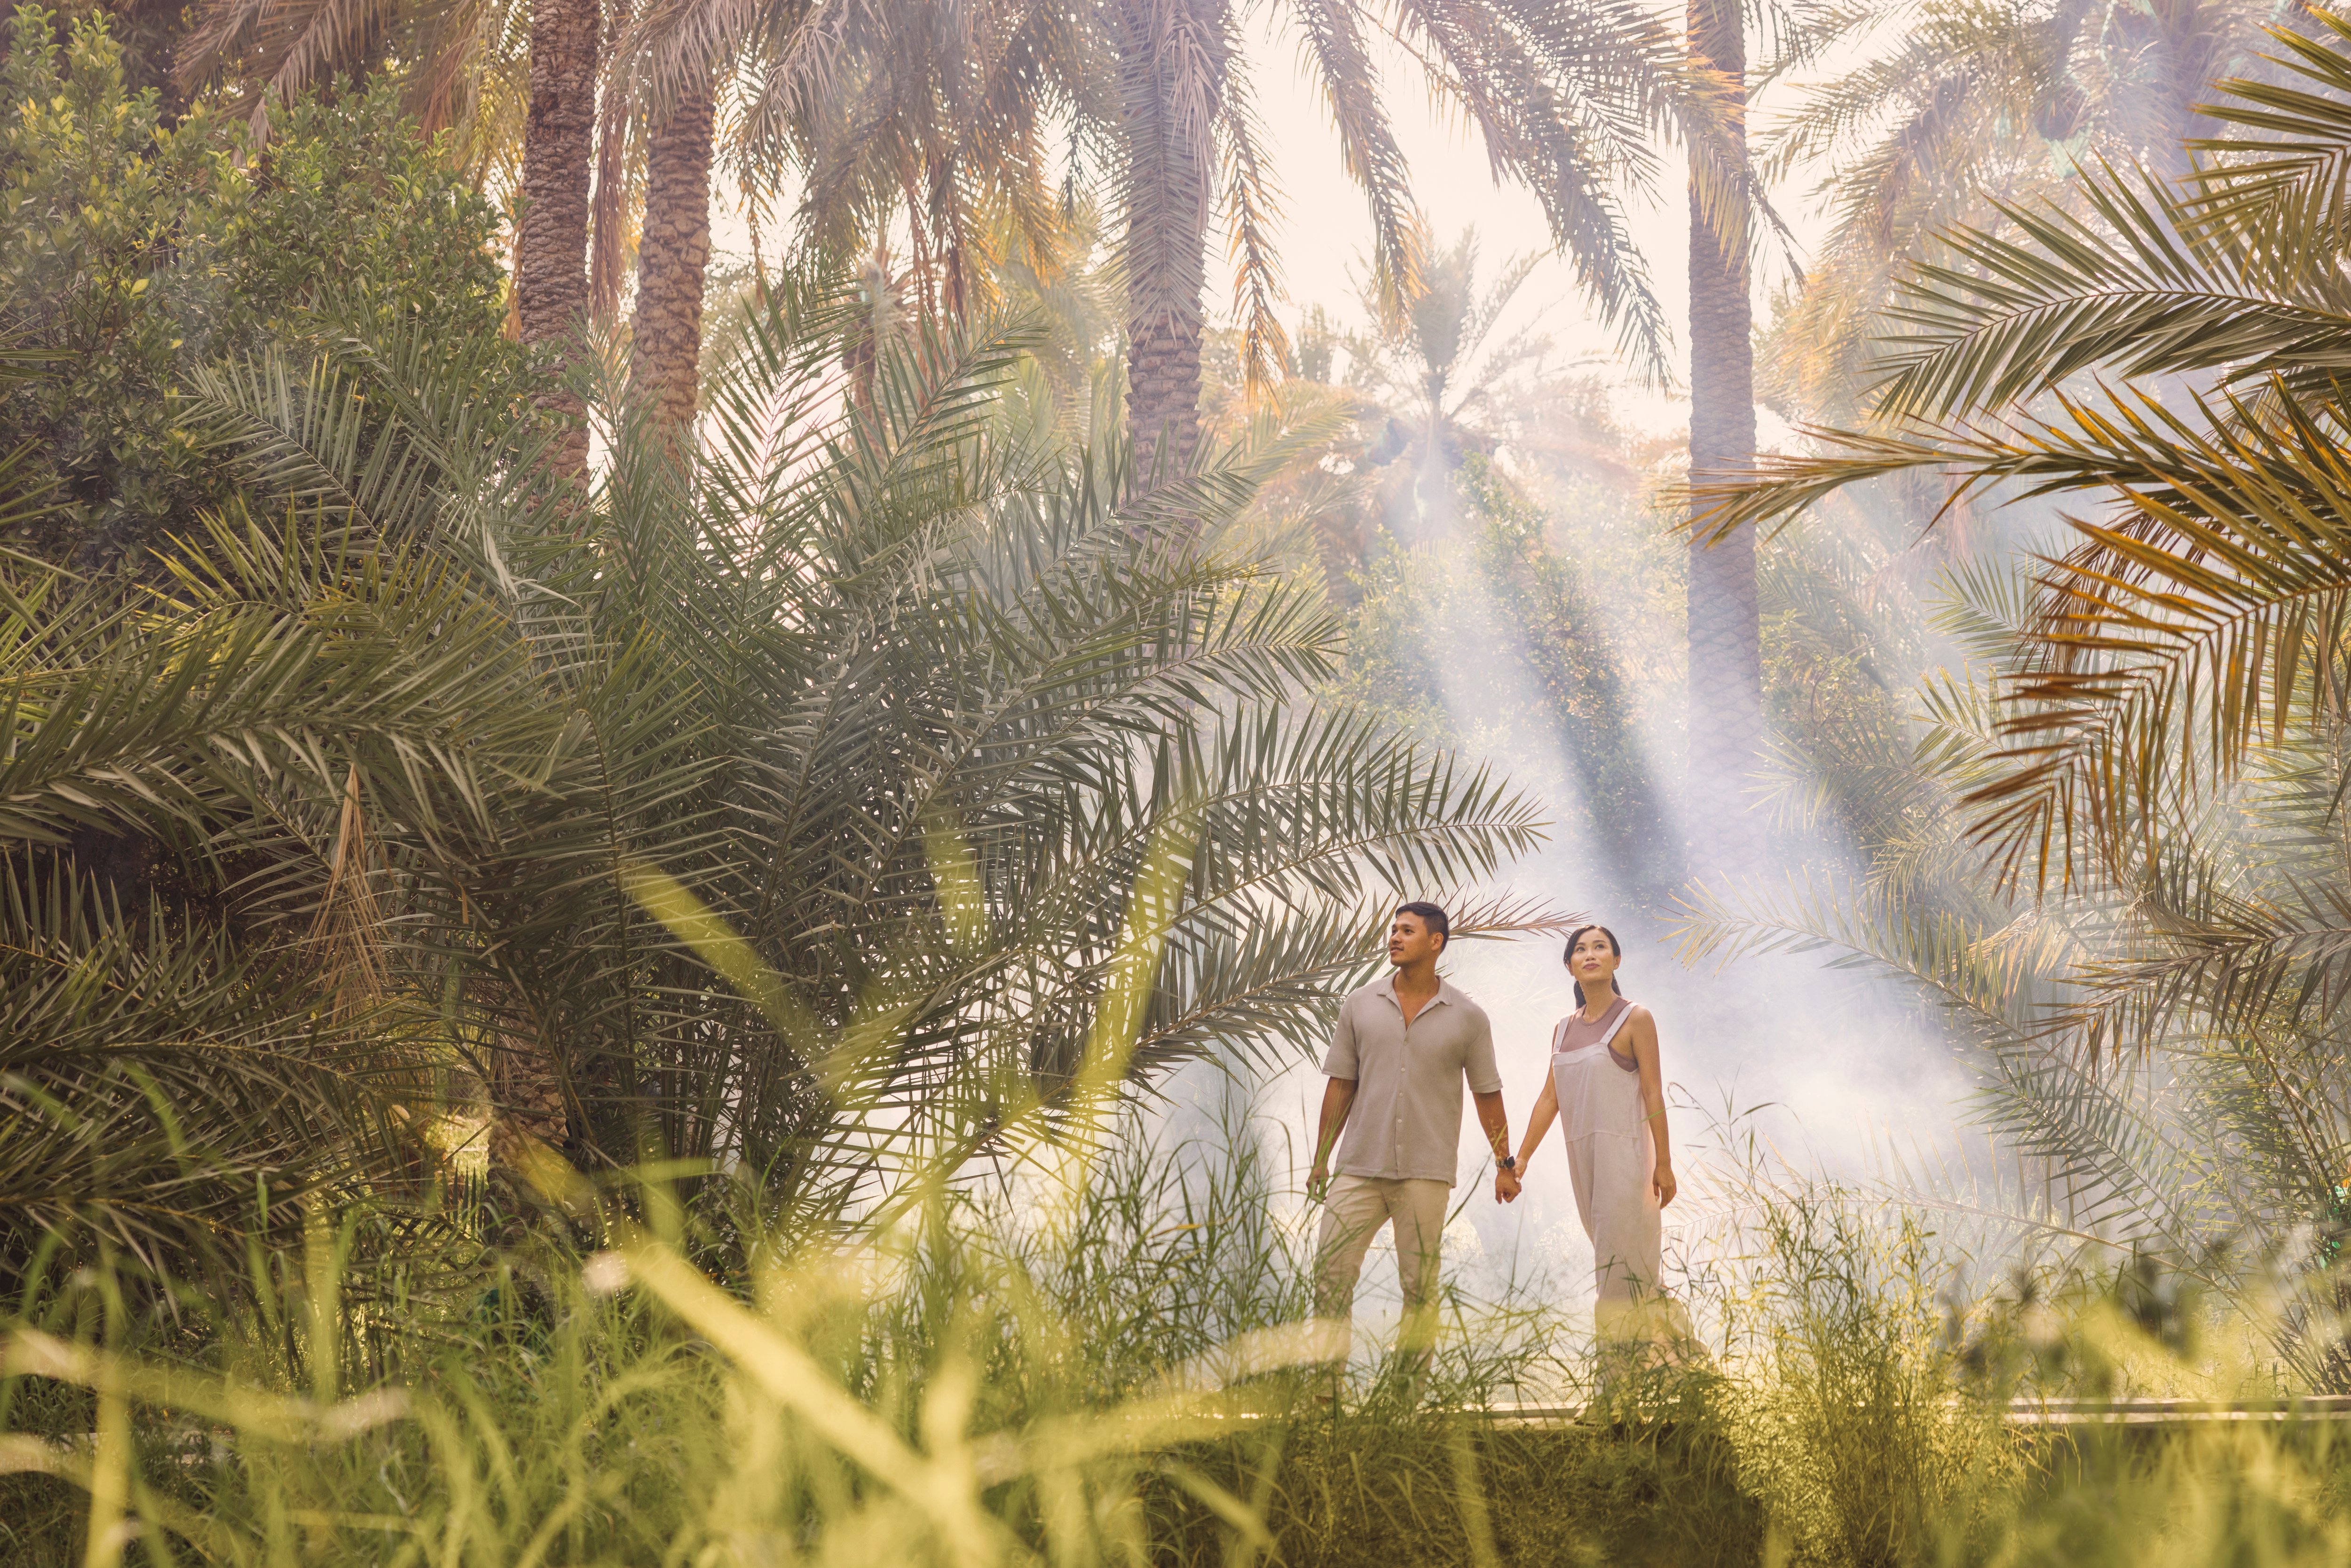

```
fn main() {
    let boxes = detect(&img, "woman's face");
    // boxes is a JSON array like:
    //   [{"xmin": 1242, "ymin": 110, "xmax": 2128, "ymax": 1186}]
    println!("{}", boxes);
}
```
[{"xmin": 1570, "ymin": 929, "xmax": 1619, "ymax": 988}]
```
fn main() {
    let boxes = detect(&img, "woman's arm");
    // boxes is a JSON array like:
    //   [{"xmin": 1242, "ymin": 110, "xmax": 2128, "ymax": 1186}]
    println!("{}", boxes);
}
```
[
  {"xmin": 1497, "ymin": 1075, "xmax": 1558, "ymax": 1203},
  {"xmin": 1626, "ymin": 1008, "xmax": 1675, "ymax": 1207}
]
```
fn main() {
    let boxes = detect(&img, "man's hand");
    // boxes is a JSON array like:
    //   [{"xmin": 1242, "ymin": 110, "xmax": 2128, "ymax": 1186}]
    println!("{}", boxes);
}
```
[
  {"xmin": 1654, "ymin": 1163, "xmax": 1677, "ymax": 1209},
  {"xmin": 1309, "ymin": 1164, "xmax": 1332, "ymax": 1203},
  {"xmin": 1494, "ymin": 1167, "xmax": 1522, "ymax": 1205}
]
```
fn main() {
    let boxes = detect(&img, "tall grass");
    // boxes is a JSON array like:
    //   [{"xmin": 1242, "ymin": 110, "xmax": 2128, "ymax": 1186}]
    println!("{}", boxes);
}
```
[
  {"xmin": 3, "ymin": 1113, "xmax": 2348, "ymax": 1567},
  {"xmin": 1701, "ymin": 1189, "xmax": 2015, "ymax": 1565},
  {"xmin": 0, "ymin": 1114, "xmax": 1567, "ymax": 1565}
]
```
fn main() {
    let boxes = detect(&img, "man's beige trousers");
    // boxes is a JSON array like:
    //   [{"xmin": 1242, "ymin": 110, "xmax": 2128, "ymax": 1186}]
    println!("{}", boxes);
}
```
[{"xmin": 1312, "ymin": 1174, "xmax": 1450, "ymax": 1344}]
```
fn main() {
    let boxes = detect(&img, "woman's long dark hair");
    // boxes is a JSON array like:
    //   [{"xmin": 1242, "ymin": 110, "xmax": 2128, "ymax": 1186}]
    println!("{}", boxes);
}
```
[{"xmin": 1563, "ymin": 924, "xmax": 1625, "ymax": 1008}]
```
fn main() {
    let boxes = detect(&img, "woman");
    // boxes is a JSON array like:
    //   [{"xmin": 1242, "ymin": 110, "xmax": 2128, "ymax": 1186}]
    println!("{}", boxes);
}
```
[{"xmin": 1497, "ymin": 924, "xmax": 1678, "ymax": 1335}]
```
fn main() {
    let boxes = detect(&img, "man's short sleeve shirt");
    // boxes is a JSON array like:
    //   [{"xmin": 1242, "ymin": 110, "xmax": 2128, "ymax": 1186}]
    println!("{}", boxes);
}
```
[{"xmin": 1319, "ymin": 974, "xmax": 1499, "ymax": 1184}]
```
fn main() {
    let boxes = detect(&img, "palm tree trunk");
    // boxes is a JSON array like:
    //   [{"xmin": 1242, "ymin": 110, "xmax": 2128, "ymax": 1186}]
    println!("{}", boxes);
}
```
[
  {"xmin": 631, "ymin": 73, "xmax": 717, "ymax": 444},
  {"xmin": 1685, "ymin": 0, "xmax": 1761, "ymax": 871},
  {"xmin": 498, "ymin": 0, "xmax": 602, "ymax": 1168},
  {"xmin": 588, "ymin": 0, "xmax": 635, "ymax": 322},
  {"xmin": 520, "ymin": 0, "xmax": 601, "ymax": 479},
  {"xmin": 1111, "ymin": 0, "xmax": 1226, "ymax": 485}
]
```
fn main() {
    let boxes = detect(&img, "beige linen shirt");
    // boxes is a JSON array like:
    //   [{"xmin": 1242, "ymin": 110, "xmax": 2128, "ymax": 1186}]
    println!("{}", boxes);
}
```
[{"xmin": 1321, "ymin": 973, "xmax": 1501, "ymax": 1185}]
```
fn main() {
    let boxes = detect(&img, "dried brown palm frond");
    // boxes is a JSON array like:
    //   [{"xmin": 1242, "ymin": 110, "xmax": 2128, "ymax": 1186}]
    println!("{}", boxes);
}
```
[{"xmin": 306, "ymin": 764, "xmax": 391, "ymax": 1020}]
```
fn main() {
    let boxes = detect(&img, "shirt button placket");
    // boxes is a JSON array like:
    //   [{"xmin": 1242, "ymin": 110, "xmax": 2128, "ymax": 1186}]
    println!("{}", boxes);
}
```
[{"xmin": 1395, "ymin": 1017, "xmax": 1405, "ymax": 1167}]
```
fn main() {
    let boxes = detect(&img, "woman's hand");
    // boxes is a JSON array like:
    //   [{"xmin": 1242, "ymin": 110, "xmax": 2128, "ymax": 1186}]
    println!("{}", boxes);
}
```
[
  {"xmin": 1494, "ymin": 1166, "xmax": 1522, "ymax": 1204},
  {"xmin": 1654, "ymin": 1163, "xmax": 1677, "ymax": 1209}
]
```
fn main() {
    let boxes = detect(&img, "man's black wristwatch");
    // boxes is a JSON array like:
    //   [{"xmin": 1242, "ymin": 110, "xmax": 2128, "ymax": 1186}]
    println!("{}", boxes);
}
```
[{"xmin": 1497, "ymin": 1155, "xmax": 1517, "ymax": 1172}]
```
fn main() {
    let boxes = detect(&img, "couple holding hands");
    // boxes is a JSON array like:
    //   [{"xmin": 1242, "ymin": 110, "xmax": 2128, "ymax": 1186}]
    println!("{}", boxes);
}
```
[{"xmin": 1306, "ymin": 903, "xmax": 1676, "ymax": 1367}]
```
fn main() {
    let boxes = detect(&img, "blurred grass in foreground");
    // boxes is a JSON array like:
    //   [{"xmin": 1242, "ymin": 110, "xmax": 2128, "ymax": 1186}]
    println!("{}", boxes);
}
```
[{"xmin": 1, "ymin": 1117, "xmax": 2346, "ymax": 1567}]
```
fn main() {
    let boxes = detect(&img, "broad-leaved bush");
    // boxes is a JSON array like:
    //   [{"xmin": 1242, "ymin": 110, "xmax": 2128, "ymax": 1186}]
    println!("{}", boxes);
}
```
[{"xmin": 0, "ymin": 6, "xmax": 524, "ymax": 573}]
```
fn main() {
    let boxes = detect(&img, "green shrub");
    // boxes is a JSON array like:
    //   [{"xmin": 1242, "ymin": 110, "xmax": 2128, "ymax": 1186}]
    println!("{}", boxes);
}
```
[{"xmin": 0, "ymin": 6, "xmax": 522, "ymax": 575}]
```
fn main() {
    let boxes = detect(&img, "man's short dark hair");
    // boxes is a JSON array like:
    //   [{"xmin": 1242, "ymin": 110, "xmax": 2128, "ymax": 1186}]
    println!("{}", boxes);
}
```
[{"xmin": 1395, "ymin": 901, "xmax": 1450, "ymax": 946}]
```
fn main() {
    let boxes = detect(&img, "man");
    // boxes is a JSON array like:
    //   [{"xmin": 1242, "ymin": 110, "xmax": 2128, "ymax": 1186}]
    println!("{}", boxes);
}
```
[{"xmin": 1307, "ymin": 901, "xmax": 1512, "ymax": 1372}]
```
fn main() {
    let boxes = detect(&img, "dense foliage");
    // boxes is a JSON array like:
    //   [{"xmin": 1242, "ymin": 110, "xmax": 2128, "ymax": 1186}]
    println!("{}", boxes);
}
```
[
  {"xmin": 0, "ymin": 153, "xmax": 1566, "ymax": 1302},
  {"xmin": 0, "ymin": 9, "xmax": 521, "ymax": 575}
]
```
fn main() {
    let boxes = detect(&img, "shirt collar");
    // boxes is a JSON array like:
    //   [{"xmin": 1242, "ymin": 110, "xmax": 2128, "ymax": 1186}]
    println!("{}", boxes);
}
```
[{"xmin": 1377, "ymin": 972, "xmax": 1453, "ymax": 1009}]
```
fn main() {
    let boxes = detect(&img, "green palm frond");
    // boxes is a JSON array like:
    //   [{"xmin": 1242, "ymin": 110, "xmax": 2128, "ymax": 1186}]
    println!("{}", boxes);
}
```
[
  {"xmin": 1, "ymin": 237, "xmax": 1566, "ymax": 1254},
  {"xmin": 178, "ymin": 0, "xmax": 522, "ymax": 141},
  {"xmin": 0, "ymin": 844, "xmax": 429, "ymax": 1270},
  {"xmin": 1288, "ymin": 0, "xmax": 1421, "ymax": 318},
  {"xmin": 1699, "ymin": 6, "xmax": 2351, "ymax": 1337},
  {"xmin": 1215, "ymin": 57, "xmax": 1293, "ymax": 397},
  {"xmin": 1673, "ymin": 868, "xmax": 2248, "ymax": 1283},
  {"xmin": 1690, "ymin": 498, "xmax": 2351, "ymax": 1375},
  {"xmin": 1756, "ymin": 0, "xmax": 2287, "ymax": 423},
  {"xmin": 2187, "ymin": 10, "xmax": 2351, "ymax": 266},
  {"xmin": 1375, "ymin": 0, "xmax": 1709, "ymax": 383},
  {"xmin": 1868, "ymin": 169, "xmax": 2351, "ymax": 421}
]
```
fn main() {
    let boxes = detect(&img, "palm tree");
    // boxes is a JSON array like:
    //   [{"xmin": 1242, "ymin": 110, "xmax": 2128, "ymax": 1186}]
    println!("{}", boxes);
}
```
[
  {"xmin": 721, "ymin": 0, "xmax": 1714, "ymax": 481},
  {"xmin": 180, "ymin": 0, "xmax": 601, "ymax": 467},
  {"xmin": 181, "ymin": 0, "xmax": 1721, "ymax": 483},
  {"xmin": 1105, "ymin": 0, "xmax": 1223, "ymax": 479},
  {"xmin": 1701, "ymin": 12, "xmax": 2351, "ymax": 880},
  {"xmin": 1754, "ymin": 0, "xmax": 2282, "ymax": 423},
  {"xmin": 1341, "ymin": 227, "xmax": 1550, "ymax": 538},
  {"xmin": 174, "ymin": 0, "xmax": 528, "ymax": 148},
  {"xmin": 1105, "ymin": 0, "xmax": 1705, "ymax": 484},
  {"xmin": 1685, "ymin": 0, "xmax": 1760, "ymax": 869},
  {"xmin": 517, "ymin": 0, "xmax": 600, "ymax": 457},
  {"xmin": 629, "ymin": 60, "xmax": 716, "ymax": 436},
  {"xmin": 1675, "ymin": 614, "xmax": 2351, "ymax": 1387},
  {"xmin": 1688, "ymin": 0, "xmax": 2281, "ymax": 870},
  {"xmin": 0, "ymin": 280, "xmax": 1570, "ymax": 1260},
  {"xmin": 1675, "ymin": 27, "xmax": 2351, "ymax": 1373},
  {"xmin": 623, "ymin": 0, "xmax": 1114, "ymax": 449},
  {"xmin": 181, "ymin": 0, "xmax": 719, "ymax": 443}
]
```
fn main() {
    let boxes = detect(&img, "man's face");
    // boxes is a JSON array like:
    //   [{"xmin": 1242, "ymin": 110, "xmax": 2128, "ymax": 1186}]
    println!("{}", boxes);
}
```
[{"xmin": 1389, "ymin": 911, "xmax": 1443, "ymax": 967}]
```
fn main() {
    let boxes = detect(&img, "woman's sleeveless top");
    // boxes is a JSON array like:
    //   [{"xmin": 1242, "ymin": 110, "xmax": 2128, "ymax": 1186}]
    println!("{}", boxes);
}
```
[{"xmin": 1556, "ymin": 996, "xmax": 1639, "ymax": 1071}]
